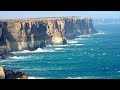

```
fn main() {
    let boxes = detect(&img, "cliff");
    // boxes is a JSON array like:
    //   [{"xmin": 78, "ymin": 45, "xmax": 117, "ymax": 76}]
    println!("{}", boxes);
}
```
[{"xmin": 0, "ymin": 16, "xmax": 96, "ymax": 52}]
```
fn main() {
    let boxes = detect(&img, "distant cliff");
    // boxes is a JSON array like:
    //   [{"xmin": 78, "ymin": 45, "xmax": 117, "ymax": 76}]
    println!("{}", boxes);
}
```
[{"xmin": 0, "ymin": 16, "xmax": 96, "ymax": 52}]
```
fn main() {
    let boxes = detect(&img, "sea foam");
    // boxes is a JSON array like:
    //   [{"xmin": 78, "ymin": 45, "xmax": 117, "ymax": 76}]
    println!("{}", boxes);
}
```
[
  {"xmin": 94, "ymin": 32, "xmax": 106, "ymax": 35},
  {"xmin": 12, "ymin": 48, "xmax": 55, "ymax": 54},
  {"xmin": 66, "ymin": 77, "xmax": 83, "ymax": 79},
  {"xmin": 28, "ymin": 76, "xmax": 47, "ymax": 79},
  {"xmin": 0, "ymin": 56, "xmax": 26, "ymax": 61},
  {"xmin": 72, "ymin": 44, "xmax": 84, "ymax": 46},
  {"xmin": 54, "ymin": 48, "xmax": 64, "ymax": 50},
  {"xmin": 67, "ymin": 40, "xmax": 79, "ymax": 44}
]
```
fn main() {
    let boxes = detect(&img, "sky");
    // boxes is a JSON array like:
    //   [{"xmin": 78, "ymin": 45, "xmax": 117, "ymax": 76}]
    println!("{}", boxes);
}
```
[{"xmin": 0, "ymin": 11, "xmax": 120, "ymax": 19}]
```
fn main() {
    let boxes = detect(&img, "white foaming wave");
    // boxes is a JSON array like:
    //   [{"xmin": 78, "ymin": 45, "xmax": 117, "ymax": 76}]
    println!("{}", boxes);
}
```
[
  {"xmin": 28, "ymin": 76, "xmax": 46, "ymax": 79},
  {"xmin": 12, "ymin": 48, "xmax": 55, "ymax": 54},
  {"xmin": 54, "ymin": 48, "xmax": 64, "ymax": 50},
  {"xmin": 74, "ymin": 38, "xmax": 83, "ymax": 40},
  {"xmin": 91, "ymin": 49, "xmax": 94, "ymax": 51},
  {"xmin": 67, "ymin": 40, "xmax": 79, "ymax": 44},
  {"xmin": 33, "ymin": 48, "xmax": 55, "ymax": 53},
  {"xmin": 48, "ymin": 44, "xmax": 69, "ymax": 47},
  {"xmin": 117, "ymin": 71, "xmax": 120, "ymax": 73},
  {"xmin": 66, "ymin": 77, "xmax": 83, "ymax": 79},
  {"xmin": 5, "ymin": 56, "xmax": 26, "ymax": 60},
  {"xmin": 66, "ymin": 76, "xmax": 103, "ymax": 79},
  {"xmin": 78, "ymin": 35, "xmax": 91, "ymax": 37},
  {"xmin": 72, "ymin": 44, "xmax": 84, "ymax": 46},
  {"xmin": 0, "ymin": 56, "xmax": 25, "ymax": 62},
  {"xmin": 12, "ymin": 46, "xmax": 66, "ymax": 54},
  {"xmin": 35, "ymin": 48, "xmax": 64, "ymax": 52},
  {"xmin": 94, "ymin": 22, "xmax": 120, "ymax": 25},
  {"xmin": 94, "ymin": 32, "xmax": 106, "ymax": 35},
  {"xmin": 20, "ymin": 68, "xmax": 45, "ymax": 71},
  {"xmin": 12, "ymin": 50, "xmax": 30, "ymax": 54},
  {"xmin": 76, "ymin": 32, "xmax": 106, "ymax": 38}
]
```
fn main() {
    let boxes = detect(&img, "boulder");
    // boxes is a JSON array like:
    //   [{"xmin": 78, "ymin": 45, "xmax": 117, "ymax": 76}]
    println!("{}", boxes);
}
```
[
  {"xmin": 4, "ymin": 53, "xmax": 16, "ymax": 58},
  {"xmin": 63, "ymin": 38, "xmax": 67, "ymax": 45},
  {"xmin": 1, "ymin": 55, "xmax": 6, "ymax": 59},
  {"xmin": 0, "ymin": 53, "xmax": 16, "ymax": 59},
  {"xmin": 16, "ymin": 71, "xmax": 28, "ymax": 79},
  {"xmin": 4, "ymin": 69, "xmax": 16, "ymax": 79},
  {"xmin": 3, "ymin": 68, "xmax": 28, "ymax": 79},
  {"xmin": 0, "ymin": 66, "xmax": 5, "ymax": 79}
]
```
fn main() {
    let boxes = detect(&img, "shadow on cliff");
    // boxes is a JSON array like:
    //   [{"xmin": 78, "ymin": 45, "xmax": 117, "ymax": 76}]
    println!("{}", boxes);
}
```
[
  {"xmin": 3, "ymin": 22, "xmax": 18, "ymax": 51},
  {"xmin": 30, "ymin": 23, "xmax": 48, "ymax": 49},
  {"xmin": 38, "ymin": 23, "xmax": 47, "ymax": 48},
  {"xmin": 0, "ymin": 23, "xmax": 6, "ymax": 45}
]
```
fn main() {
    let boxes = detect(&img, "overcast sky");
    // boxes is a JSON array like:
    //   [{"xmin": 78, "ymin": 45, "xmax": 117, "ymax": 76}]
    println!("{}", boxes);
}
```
[{"xmin": 0, "ymin": 11, "xmax": 120, "ymax": 19}]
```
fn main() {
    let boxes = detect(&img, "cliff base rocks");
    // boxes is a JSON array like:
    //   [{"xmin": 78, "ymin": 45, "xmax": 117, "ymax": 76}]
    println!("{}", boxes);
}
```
[
  {"xmin": 1, "ymin": 53, "xmax": 16, "ymax": 59},
  {"xmin": 0, "ymin": 66, "xmax": 28, "ymax": 79}
]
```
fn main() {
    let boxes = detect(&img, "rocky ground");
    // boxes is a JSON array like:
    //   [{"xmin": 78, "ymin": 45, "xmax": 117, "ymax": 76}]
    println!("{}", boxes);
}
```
[
  {"xmin": 0, "ymin": 16, "xmax": 97, "ymax": 79},
  {"xmin": 0, "ymin": 66, "xmax": 28, "ymax": 79}
]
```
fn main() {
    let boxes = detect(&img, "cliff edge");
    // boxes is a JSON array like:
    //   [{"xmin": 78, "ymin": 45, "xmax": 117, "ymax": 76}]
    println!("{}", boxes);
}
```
[{"xmin": 0, "ymin": 16, "xmax": 96, "ymax": 51}]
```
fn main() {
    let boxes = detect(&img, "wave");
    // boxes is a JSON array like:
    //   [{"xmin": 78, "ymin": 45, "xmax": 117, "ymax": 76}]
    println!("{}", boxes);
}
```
[
  {"xmin": 74, "ymin": 38, "xmax": 84, "ymax": 41},
  {"xmin": 76, "ymin": 32, "xmax": 106, "ymax": 38},
  {"xmin": 94, "ymin": 32, "xmax": 106, "ymax": 35},
  {"xmin": 12, "ymin": 50, "xmax": 30, "ymax": 54},
  {"xmin": 66, "ymin": 76, "xmax": 104, "ymax": 79},
  {"xmin": 77, "ymin": 35, "xmax": 91, "ymax": 38},
  {"xmin": 28, "ymin": 76, "xmax": 47, "ymax": 79},
  {"xmin": 54, "ymin": 48, "xmax": 64, "ymax": 50},
  {"xmin": 33, "ymin": 48, "xmax": 55, "ymax": 53},
  {"xmin": 117, "ymin": 71, "xmax": 120, "ymax": 73},
  {"xmin": 29, "ymin": 76, "xmax": 94, "ymax": 79},
  {"xmin": 20, "ymin": 68, "xmax": 46, "ymax": 71},
  {"xmin": 0, "ymin": 56, "xmax": 26, "ymax": 61},
  {"xmin": 47, "ymin": 44, "xmax": 69, "ymax": 47},
  {"xmin": 12, "ymin": 48, "xmax": 55, "ymax": 54},
  {"xmin": 8, "ymin": 56, "xmax": 26, "ymax": 60},
  {"xmin": 66, "ymin": 77, "xmax": 83, "ymax": 79},
  {"xmin": 72, "ymin": 44, "xmax": 84, "ymax": 46},
  {"xmin": 12, "ymin": 47, "xmax": 65, "ymax": 54},
  {"xmin": 67, "ymin": 41, "xmax": 79, "ymax": 44},
  {"xmin": 94, "ymin": 22, "xmax": 120, "ymax": 25}
]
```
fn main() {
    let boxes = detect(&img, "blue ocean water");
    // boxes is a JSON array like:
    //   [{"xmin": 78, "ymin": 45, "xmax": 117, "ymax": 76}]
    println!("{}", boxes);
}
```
[{"xmin": 0, "ymin": 23, "xmax": 120, "ymax": 79}]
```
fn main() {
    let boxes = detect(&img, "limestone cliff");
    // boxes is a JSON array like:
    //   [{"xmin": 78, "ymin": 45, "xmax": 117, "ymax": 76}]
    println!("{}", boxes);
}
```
[
  {"xmin": 0, "ymin": 16, "xmax": 96, "ymax": 51},
  {"xmin": 64, "ymin": 17, "xmax": 96, "ymax": 39}
]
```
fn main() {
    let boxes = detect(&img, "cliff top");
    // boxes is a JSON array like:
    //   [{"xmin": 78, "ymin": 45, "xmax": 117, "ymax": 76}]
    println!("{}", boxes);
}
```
[{"xmin": 0, "ymin": 16, "xmax": 92, "ymax": 22}]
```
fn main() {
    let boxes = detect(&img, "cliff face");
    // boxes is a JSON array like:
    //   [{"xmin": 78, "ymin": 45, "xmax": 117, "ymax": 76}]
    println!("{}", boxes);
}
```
[
  {"xmin": 64, "ymin": 17, "xmax": 96, "ymax": 39},
  {"xmin": 0, "ymin": 16, "xmax": 96, "ymax": 51}
]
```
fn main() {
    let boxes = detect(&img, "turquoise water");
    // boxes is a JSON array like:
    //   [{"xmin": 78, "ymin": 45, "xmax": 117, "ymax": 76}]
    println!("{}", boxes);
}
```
[{"xmin": 0, "ymin": 23, "xmax": 120, "ymax": 79}]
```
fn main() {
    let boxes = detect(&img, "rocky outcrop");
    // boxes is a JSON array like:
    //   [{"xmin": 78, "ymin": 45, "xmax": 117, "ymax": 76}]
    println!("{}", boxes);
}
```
[
  {"xmin": 0, "ymin": 46, "xmax": 15, "ymax": 59},
  {"xmin": 0, "ymin": 66, "xmax": 5, "ymax": 79},
  {"xmin": 1, "ymin": 53, "xmax": 16, "ymax": 59},
  {"xmin": 4, "ymin": 69, "xmax": 28, "ymax": 79},
  {"xmin": 0, "ymin": 66, "xmax": 28, "ymax": 79},
  {"xmin": 0, "ymin": 16, "xmax": 96, "ymax": 51},
  {"xmin": 0, "ymin": 46, "xmax": 11, "ymax": 59}
]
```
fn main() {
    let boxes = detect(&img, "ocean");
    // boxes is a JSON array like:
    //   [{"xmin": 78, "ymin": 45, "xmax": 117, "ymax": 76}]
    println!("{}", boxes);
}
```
[{"xmin": 0, "ymin": 23, "xmax": 120, "ymax": 79}]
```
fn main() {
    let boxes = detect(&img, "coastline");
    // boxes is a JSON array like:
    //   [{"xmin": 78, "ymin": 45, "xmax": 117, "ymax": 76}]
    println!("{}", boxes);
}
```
[{"xmin": 0, "ymin": 16, "xmax": 97, "ymax": 79}]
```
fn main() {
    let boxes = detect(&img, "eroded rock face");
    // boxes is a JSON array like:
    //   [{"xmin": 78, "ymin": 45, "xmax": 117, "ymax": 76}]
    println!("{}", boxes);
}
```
[
  {"xmin": 64, "ymin": 17, "xmax": 96, "ymax": 39},
  {"xmin": 0, "ymin": 16, "xmax": 96, "ymax": 51}
]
